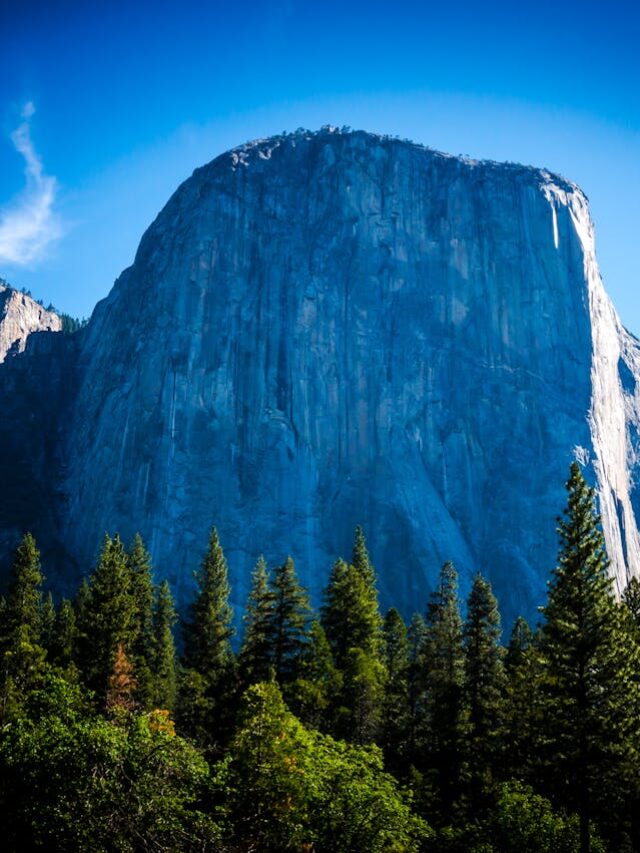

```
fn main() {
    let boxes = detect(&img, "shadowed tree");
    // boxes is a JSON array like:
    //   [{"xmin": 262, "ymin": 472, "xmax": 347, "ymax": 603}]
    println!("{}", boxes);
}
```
[
  {"xmin": 75, "ymin": 534, "xmax": 136, "ymax": 704},
  {"xmin": 152, "ymin": 580, "xmax": 178, "ymax": 711},
  {"xmin": 463, "ymin": 572, "xmax": 505, "ymax": 803},
  {"xmin": 269, "ymin": 556, "xmax": 311, "ymax": 685},
  {"xmin": 238, "ymin": 556, "xmax": 274, "ymax": 685},
  {"xmin": 540, "ymin": 462, "xmax": 640, "ymax": 852}
]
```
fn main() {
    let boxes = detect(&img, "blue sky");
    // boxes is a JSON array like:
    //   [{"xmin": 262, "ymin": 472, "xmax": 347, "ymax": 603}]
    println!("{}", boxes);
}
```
[{"xmin": 0, "ymin": 0, "xmax": 639, "ymax": 328}]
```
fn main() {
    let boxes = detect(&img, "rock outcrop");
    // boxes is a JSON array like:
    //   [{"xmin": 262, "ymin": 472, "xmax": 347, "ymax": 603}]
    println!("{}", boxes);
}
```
[
  {"xmin": 1, "ymin": 128, "xmax": 639, "ymax": 626},
  {"xmin": 0, "ymin": 283, "xmax": 61, "ymax": 362}
]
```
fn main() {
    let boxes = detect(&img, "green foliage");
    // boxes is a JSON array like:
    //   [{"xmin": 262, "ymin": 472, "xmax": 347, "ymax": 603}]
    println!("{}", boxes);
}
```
[
  {"xmin": 1, "ymin": 465, "xmax": 640, "ymax": 849},
  {"xmin": 463, "ymin": 573, "xmax": 504, "ymax": 791},
  {"xmin": 2, "ymin": 533, "xmax": 44, "ymax": 649},
  {"xmin": 1, "ymin": 534, "xmax": 48, "ymax": 721},
  {"xmin": 127, "ymin": 534, "xmax": 155, "ymax": 709},
  {"xmin": 288, "ymin": 619, "xmax": 341, "ymax": 730},
  {"xmin": 180, "ymin": 527, "xmax": 236, "ymax": 750},
  {"xmin": 238, "ymin": 555, "xmax": 274, "ymax": 684},
  {"xmin": 382, "ymin": 607, "xmax": 410, "ymax": 770},
  {"xmin": 541, "ymin": 462, "xmax": 640, "ymax": 849},
  {"xmin": 502, "ymin": 616, "xmax": 543, "ymax": 781},
  {"xmin": 0, "ymin": 673, "xmax": 219, "ymax": 851},
  {"xmin": 322, "ymin": 529, "xmax": 383, "ymax": 666},
  {"xmin": 320, "ymin": 532, "xmax": 386, "ymax": 744},
  {"xmin": 487, "ymin": 781, "xmax": 605, "ymax": 853},
  {"xmin": 406, "ymin": 612, "xmax": 428, "ymax": 764},
  {"xmin": 75, "ymin": 534, "xmax": 136, "ymax": 702},
  {"xmin": 58, "ymin": 313, "xmax": 88, "ymax": 334},
  {"xmin": 269, "ymin": 555, "xmax": 311, "ymax": 684},
  {"xmin": 49, "ymin": 598, "xmax": 77, "ymax": 670},
  {"xmin": 337, "ymin": 645, "xmax": 386, "ymax": 744},
  {"xmin": 214, "ymin": 681, "xmax": 431, "ymax": 851},
  {"xmin": 152, "ymin": 579, "xmax": 178, "ymax": 710},
  {"xmin": 40, "ymin": 592, "xmax": 56, "ymax": 652},
  {"xmin": 623, "ymin": 575, "xmax": 640, "ymax": 629},
  {"xmin": 417, "ymin": 561, "xmax": 468, "ymax": 819},
  {"xmin": 183, "ymin": 526, "xmax": 234, "ymax": 676}
]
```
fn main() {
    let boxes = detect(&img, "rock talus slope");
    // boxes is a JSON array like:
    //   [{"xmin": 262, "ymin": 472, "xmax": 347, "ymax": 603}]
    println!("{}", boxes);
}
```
[{"xmin": 1, "ymin": 128, "xmax": 639, "ymax": 624}]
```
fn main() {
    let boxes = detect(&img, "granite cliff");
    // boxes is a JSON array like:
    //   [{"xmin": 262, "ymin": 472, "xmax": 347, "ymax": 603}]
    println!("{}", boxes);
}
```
[
  {"xmin": 1, "ymin": 128, "xmax": 639, "ymax": 626},
  {"xmin": 0, "ymin": 283, "xmax": 61, "ymax": 362}
]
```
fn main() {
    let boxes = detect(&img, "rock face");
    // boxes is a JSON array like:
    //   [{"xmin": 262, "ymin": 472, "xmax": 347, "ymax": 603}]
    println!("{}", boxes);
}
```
[
  {"xmin": 0, "ymin": 283, "xmax": 61, "ymax": 362},
  {"xmin": 1, "ymin": 128, "xmax": 639, "ymax": 626}
]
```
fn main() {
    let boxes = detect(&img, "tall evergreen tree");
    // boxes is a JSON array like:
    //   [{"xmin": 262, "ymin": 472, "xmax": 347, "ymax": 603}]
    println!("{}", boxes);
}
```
[
  {"xmin": 540, "ymin": 462, "xmax": 640, "ymax": 852},
  {"xmin": 338, "ymin": 646, "xmax": 386, "ymax": 745},
  {"xmin": 351, "ymin": 526, "xmax": 383, "ymax": 651},
  {"xmin": 382, "ymin": 607, "xmax": 410, "ymax": 771},
  {"xmin": 502, "ymin": 616, "xmax": 543, "ymax": 782},
  {"xmin": 183, "ymin": 527, "xmax": 234, "ymax": 677},
  {"xmin": 180, "ymin": 527, "xmax": 236, "ymax": 751},
  {"xmin": 321, "ymin": 544, "xmax": 386, "ymax": 744},
  {"xmin": 418, "ymin": 561, "xmax": 468, "ymax": 820},
  {"xmin": 269, "ymin": 556, "xmax": 311, "ymax": 684},
  {"xmin": 40, "ymin": 592, "xmax": 56, "ymax": 654},
  {"xmin": 2, "ymin": 533, "xmax": 44, "ymax": 648},
  {"xmin": 406, "ymin": 612, "xmax": 428, "ymax": 768},
  {"xmin": 152, "ymin": 580, "xmax": 178, "ymax": 711},
  {"xmin": 463, "ymin": 573, "xmax": 505, "ymax": 801},
  {"xmin": 127, "ymin": 534, "xmax": 155, "ymax": 708},
  {"xmin": 50, "ymin": 598, "xmax": 77, "ymax": 670},
  {"xmin": 289, "ymin": 619, "xmax": 341, "ymax": 731},
  {"xmin": 76, "ymin": 533, "xmax": 136, "ymax": 702},
  {"xmin": 0, "ymin": 533, "xmax": 47, "ymax": 720},
  {"xmin": 238, "ymin": 556, "xmax": 274, "ymax": 685},
  {"xmin": 322, "ymin": 558, "xmax": 382, "ymax": 666}
]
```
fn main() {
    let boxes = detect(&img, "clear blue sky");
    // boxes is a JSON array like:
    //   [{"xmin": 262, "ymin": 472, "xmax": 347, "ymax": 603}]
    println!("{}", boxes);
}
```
[{"xmin": 1, "ymin": 0, "xmax": 639, "ymax": 328}]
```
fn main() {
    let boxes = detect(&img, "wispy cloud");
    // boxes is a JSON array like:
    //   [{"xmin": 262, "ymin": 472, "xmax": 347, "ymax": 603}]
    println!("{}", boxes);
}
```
[{"xmin": 0, "ymin": 102, "xmax": 62, "ymax": 266}]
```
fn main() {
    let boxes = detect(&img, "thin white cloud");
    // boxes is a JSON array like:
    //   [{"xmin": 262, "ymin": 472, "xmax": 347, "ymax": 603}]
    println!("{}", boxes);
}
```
[{"xmin": 0, "ymin": 103, "xmax": 62, "ymax": 266}]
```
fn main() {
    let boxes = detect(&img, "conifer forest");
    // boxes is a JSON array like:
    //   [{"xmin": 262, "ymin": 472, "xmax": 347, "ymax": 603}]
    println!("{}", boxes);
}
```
[{"xmin": 2, "ymin": 462, "xmax": 640, "ymax": 852}]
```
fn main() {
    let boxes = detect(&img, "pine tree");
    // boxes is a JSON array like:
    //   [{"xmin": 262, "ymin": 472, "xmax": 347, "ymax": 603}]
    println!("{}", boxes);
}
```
[
  {"xmin": 320, "ymin": 535, "xmax": 386, "ymax": 745},
  {"xmin": 502, "ymin": 616, "xmax": 543, "ymax": 782},
  {"xmin": 183, "ymin": 527, "xmax": 234, "ymax": 677},
  {"xmin": 0, "ymin": 533, "xmax": 47, "ymax": 721},
  {"xmin": 180, "ymin": 527, "xmax": 236, "ymax": 751},
  {"xmin": 418, "ymin": 561, "xmax": 468, "ymax": 820},
  {"xmin": 152, "ymin": 580, "xmax": 178, "ymax": 711},
  {"xmin": 322, "ymin": 558, "xmax": 382, "ymax": 666},
  {"xmin": 406, "ymin": 612, "xmax": 427, "ymax": 767},
  {"xmin": 269, "ymin": 556, "xmax": 311, "ymax": 684},
  {"xmin": 76, "ymin": 533, "xmax": 136, "ymax": 702},
  {"xmin": 50, "ymin": 598, "xmax": 77, "ymax": 670},
  {"xmin": 40, "ymin": 592, "xmax": 56, "ymax": 653},
  {"xmin": 382, "ymin": 607, "xmax": 410, "ymax": 771},
  {"xmin": 351, "ymin": 526, "xmax": 383, "ymax": 653},
  {"xmin": 338, "ymin": 646, "xmax": 386, "ymax": 745},
  {"xmin": 352, "ymin": 524, "xmax": 376, "ymax": 587},
  {"xmin": 623, "ymin": 576, "xmax": 640, "ymax": 630},
  {"xmin": 238, "ymin": 556, "xmax": 274, "ymax": 685},
  {"xmin": 540, "ymin": 462, "xmax": 640, "ymax": 852},
  {"xmin": 2, "ymin": 533, "xmax": 44, "ymax": 648},
  {"xmin": 127, "ymin": 534, "xmax": 155, "ymax": 708},
  {"xmin": 289, "ymin": 619, "xmax": 341, "ymax": 730},
  {"xmin": 463, "ymin": 573, "xmax": 505, "ymax": 801}
]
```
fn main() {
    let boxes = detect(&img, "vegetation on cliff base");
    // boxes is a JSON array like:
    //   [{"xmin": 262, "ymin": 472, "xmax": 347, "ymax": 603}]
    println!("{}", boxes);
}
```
[{"xmin": 0, "ymin": 464, "xmax": 638, "ymax": 851}]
